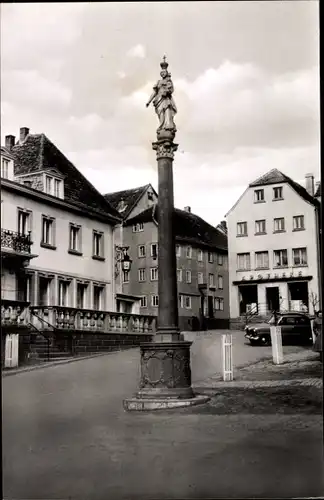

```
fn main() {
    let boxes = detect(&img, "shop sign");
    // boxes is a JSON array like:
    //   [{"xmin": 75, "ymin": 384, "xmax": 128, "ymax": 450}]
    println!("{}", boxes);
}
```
[{"xmin": 241, "ymin": 270, "xmax": 303, "ymax": 281}]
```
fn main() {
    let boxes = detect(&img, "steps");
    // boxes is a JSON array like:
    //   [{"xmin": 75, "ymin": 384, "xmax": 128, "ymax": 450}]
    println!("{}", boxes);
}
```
[{"xmin": 29, "ymin": 334, "xmax": 72, "ymax": 362}]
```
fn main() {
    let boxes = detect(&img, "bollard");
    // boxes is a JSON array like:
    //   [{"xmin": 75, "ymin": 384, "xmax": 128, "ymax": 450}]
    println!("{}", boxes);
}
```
[
  {"xmin": 222, "ymin": 333, "xmax": 233, "ymax": 381},
  {"xmin": 270, "ymin": 325, "xmax": 283, "ymax": 364},
  {"xmin": 5, "ymin": 334, "xmax": 19, "ymax": 368}
]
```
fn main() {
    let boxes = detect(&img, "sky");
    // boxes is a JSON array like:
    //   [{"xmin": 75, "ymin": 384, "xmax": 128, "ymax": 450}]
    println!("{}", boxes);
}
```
[{"xmin": 1, "ymin": 1, "xmax": 320, "ymax": 226}]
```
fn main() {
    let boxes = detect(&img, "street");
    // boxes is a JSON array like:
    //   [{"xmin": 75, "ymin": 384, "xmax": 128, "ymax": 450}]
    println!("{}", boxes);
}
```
[{"xmin": 3, "ymin": 330, "xmax": 323, "ymax": 499}]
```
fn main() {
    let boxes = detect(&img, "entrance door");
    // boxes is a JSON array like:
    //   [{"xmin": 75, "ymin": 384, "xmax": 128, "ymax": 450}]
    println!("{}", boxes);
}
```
[{"xmin": 266, "ymin": 287, "xmax": 280, "ymax": 313}]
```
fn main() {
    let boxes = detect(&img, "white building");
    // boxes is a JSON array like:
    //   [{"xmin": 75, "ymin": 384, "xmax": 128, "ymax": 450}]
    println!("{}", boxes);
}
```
[{"xmin": 226, "ymin": 169, "xmax": 321, "ymax": 321}]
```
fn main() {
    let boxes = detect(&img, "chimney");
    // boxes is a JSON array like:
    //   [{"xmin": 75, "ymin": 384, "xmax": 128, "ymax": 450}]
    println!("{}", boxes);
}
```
[
  {"xmin": 184, "ymin": 206, "xmax": 191, "ymax": 213},
  {"xmin": 305, "ymin": 173, "xmax": 314, "ymax": 196},
  {"xmin": 5, "ymin": 135, "xmax": 15, "ymax": 150},
  {"xmin": 19, "ymin": 127, "xmax": 30, "ymax": 143},
  {"xmin": 220, "ymin": 220, "xmax": 227, "ymax": 230}
]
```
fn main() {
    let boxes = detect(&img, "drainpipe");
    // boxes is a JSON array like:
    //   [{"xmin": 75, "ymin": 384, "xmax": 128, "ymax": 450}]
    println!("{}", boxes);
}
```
[{"xmin": 315, "ymin": 205, "xmax": 322, "ymax": 311}]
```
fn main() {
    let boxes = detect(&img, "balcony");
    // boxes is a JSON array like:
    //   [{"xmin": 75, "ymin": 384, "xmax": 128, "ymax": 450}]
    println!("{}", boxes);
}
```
[
  {"xmin": 1, "ymin": 229, "xmax": 37, "ymax": 265},
  {"xmin": 29, "ymin": 306, "xmax": 157, "ymax": 335},
  {"xmin": 1, "ymin": 299, "xmax": 31, "ymax": 331}
]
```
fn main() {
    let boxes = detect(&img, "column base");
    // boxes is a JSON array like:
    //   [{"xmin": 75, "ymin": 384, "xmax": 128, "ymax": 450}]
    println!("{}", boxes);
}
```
[{"xmin": 123, "ymin": 340, "xmax": 210, "ymax": 411}]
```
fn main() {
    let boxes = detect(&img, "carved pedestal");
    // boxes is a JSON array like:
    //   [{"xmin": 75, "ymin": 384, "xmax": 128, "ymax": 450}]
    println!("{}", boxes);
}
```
[{"xmin": 137, "ymin": 341, "xmax": 194, "ymax": 399}]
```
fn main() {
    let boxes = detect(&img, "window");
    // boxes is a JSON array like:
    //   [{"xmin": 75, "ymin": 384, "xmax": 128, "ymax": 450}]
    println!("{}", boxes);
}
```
[
  {"xmin": 176, "ymin": 244, "xmax": 181, "ymax": 257},
  {"xmin": 292, "ymin": 247, "xmax": 307, "ymax": 266},
  {"xmin": 273, "ymin": 186, "xmax": 283, "ymax": 200},
  {"xmin": 69, "ymin": 224, "xmax": 81, "ymax": 253},
  {"xmin": 186, "ymin": 270, "xmax": 192, "ymax": 283},
  {"xmin": 45, "ymin": 176, "xmax": 52, "ymax": 195},
  {"xmin": 179, "ymin": 295, "xmax": 192, "ymax": 309},
  {"xmin": 237, "ymin": 222, "xmax": 248, "ymax": 237},
  {"xmin": 93, "ymin": 285, "xmax": 104, "ymax": 310},
  {"xmin": 138, "ymin": 269, "xmax": 146, "ymax": 282},
  {"xmin": 151, "ymin": 295, "xmax": 159, "ymax": 307},
  {"xmin": 147, "ymin": 191, "xmax": 154, "ymax": 201},
  {"xmin": 237, "ymin": 253, "xmax": 251, "ymax": 271},
  {"xmin": 58, "ymin": 281, "xmax": 69, "ymax": 307},
  {"xmin": 255, "ymin": 219, "xmax": 266, "ymax": 234},
  {"xmin": 76, "ymin": 283, "xmax": 87, "ymax": 309},
  {"xmin": 218, "ymin": 275, "xmax": 224, "ymax": 289},
  {"xmin": 138, "ymin": 245, "xmax": 146, "ymax": 258},
  {"xmin": 274, "ymin": 218, "xmax": 285, "ymax": 232},
  {"xmin": 273, "ymin": 249, "xmax": 288, "ymax": 267},
  {"xmin": 279, "ymin": 316, "xmax": 296, "ymax": 326},
  {"xmin": 18, "ymin": 209, "xmax": 31, "ymax": 236},
  {"xmin": 177, "ymin": 269, "xmax": 183, "ymax": 282},
  {"xmin": 41, "ymin": 216, "xmax": 55, "ymax": 247},
  {"xmin": 217, "ymin": 254, "xmax": 224, "ymax": 266},
  {"xmin": 208, "ymin": 252, "xmax": 213, "ymax": 263},
  {"xmin": 254, "ymin": 189, "xmax": 264, "ymax": 202},
  {"xmin": 93, "ymin": 231, "xmax": 104, "ymax": 258},
  {"xmin": 133, "ymin": 222, "xmax": 144, "ymax": 232},
  {"xmin": 293, "ymin": 215, "xmax": 305, "ymax": 231},
  {"xmin": 151, "ymin": 243, "xmax": 158, "ymax": 259},
  {"xmin": 123, "ymin": 271, "xmax": 129, "ymax": 283},
  {"xmin": 1, "ymin": 158, "xmax": 9, "ymax": 178},
  {"xmin": 198, "ymin": 272, "xmax": 204, "ymax": 285},
  {"xmin": 186, "ymin": 246, "xmax": 192, "ymax": 258},
  {"xmin": 255, "ymin": 251, "xmax": 269, "ymax": 269},
  {"xmin": 54, "ymin": 179, "xmax": 61, "ymax": 197},
  {"xmin": 140, "ymin": 296, "xmax": 147, "ymax": 308},
  {"xmin": 17, "ymin": 274, "xmax": 30, "ymax": 302},
  {"xmin": 198, "ymin": 249, "xmax": 203, "ymax": 262},
  {"xmin": 150, "ymin": 267, "xmax": 158, "ymax": 281},
  {"xmin": 184, "ymin": 296, "xmax": 192, "ymax": 309},
  {"xmin": 209, "ymin": 273, "xmax": 215, "ymax": 287},
  {"xmin": 215, "ymin": 297, "xmax": 224, "ymax": 311}
]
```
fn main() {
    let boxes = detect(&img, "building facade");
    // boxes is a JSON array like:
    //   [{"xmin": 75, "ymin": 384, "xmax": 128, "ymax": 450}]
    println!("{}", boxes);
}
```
[
  {"xmin": 226, "ymin": 168, "xmax": 321, "ymax": 323},
  {"xmin": 1, "ymin": 129, "xmax": 157, "ymax": 368},
  {"xmin": 103, "ymin": 193, "xmax": 230, "ymax": 330}
]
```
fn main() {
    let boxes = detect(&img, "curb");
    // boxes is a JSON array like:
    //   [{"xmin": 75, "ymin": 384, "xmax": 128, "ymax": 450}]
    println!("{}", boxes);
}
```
[
  {"xmin": 2, "ymin": 351, "xmax": 121, "ymax": 377},
  {"xmin": 193, "ymin": 377, "xmax": 323, "ymax": 391}
]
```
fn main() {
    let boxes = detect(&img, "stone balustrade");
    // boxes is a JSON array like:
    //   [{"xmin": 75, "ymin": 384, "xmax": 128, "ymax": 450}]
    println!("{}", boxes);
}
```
[
  {"xmin": 29, "ymin": 306, "xmax": 157, "ymax": 334},
  {"xmin": 1, "ymin": 299, "xmax": 31, "ymax": 328}
]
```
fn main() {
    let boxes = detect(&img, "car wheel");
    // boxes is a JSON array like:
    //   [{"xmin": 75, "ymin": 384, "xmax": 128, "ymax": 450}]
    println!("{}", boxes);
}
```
[
  {"xmin": 260, "ymin": 336, "xmax": 271, "ymax": 346},
  {"xmin": 249, "ymin": 340, "xmax": 259, "ymax": 346}
]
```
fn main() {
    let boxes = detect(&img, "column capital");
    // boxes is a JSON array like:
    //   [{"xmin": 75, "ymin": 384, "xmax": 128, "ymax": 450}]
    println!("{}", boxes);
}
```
[{"xmin": 152, "ymin": 139, "xmax": 178, "ymax": 160}]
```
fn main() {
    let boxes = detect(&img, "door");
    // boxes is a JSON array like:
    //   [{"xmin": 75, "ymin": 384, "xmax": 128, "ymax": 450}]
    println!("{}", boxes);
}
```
[
  {"xmin": 39, "ymin": 277, "xmax": 49, "ymax": 306},
  {"xmin": 278, "ymin": 316, "xmax": 296, "ymax": 342},
  {"xmin": 294, "ymin": 315, "xmax": 312, "ymax": 343},
  {"xmin": 266, "ymin": 287, "xmax": 280, "ymax": 313}
]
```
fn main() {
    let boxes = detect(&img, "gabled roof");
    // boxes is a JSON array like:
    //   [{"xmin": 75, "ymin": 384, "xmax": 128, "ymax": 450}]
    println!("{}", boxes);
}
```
[
  {"xmin": 226, "ymin": 168, "xmax": 319, "ymax": 217},
  {"xmin": 249, "ymin": 168, "xmax": 288, "ymax": 187},
  {"xmin": 104, "ymin": 184, "xmax": 157, "ymax": 219},
  {"xmin": 11, "ymin": 133, "xmax": 121, "ymax": 221},
  {"xmin": 1, "ymin": 146, "xmax": 14, "ymax": 160},
  {"xmin": 125, "ymin": 205, "xmax": 228, "ymax": 252}
]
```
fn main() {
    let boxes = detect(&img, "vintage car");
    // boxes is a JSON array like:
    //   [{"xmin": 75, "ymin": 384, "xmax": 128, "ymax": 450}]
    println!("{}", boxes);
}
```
[{"xmin": 244, "ymin": 312, "xmax": 313, "ymax": 346}]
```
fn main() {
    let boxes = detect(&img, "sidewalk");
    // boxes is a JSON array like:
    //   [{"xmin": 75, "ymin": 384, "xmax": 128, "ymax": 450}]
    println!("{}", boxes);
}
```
[{"xmin": 193, "ymin": 348, "xmax": 323, "ymax": 391}]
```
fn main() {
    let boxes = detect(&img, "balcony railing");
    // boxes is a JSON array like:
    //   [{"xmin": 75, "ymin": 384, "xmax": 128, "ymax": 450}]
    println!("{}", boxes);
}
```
[
  {"xmin": 1, "ymin": 229, "xmax": 32, "ymax": 254},
  {"xmin": 30, "ymin": 306, "xmax": 157, "ymax": 334},
  {"xmin": 1, "ymin": 299, "xmax": 31, "ymax": 328}
]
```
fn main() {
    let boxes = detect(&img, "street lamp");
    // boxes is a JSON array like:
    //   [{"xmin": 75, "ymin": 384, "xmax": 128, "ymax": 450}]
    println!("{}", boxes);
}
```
[{"xmin": 115, "ymin": 245, "xmax": 132, "ymax": 278}]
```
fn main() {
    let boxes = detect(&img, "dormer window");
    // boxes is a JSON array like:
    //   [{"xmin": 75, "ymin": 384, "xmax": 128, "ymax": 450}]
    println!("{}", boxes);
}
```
[
  {"xmin": 148, "ymin": 191, "xmax": 154, "ymax": 201},
  {"xmin": 46, "ymin": 176, "xmax": 52, "ymax": 194},
  {"xmin": 1, "ymin": 158, "xmax": 9, "ymax": 179},
  {"xmin": 44, "ymin": 174, "xmax": 63, "ymax": 198}
]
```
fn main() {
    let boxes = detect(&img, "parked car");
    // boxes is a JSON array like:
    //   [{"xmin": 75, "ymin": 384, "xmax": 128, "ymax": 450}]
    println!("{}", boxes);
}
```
[
  {"xmin": 313, "ymin": 310, "xmax": 322, "ymax": 361},
  {"xmin": 244, "ymin": 312, "xmax": 313, "ymax": 346}
]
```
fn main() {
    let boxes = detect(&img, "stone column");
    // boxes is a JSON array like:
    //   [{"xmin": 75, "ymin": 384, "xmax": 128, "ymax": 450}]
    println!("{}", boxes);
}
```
[
  {"xmin": 154, "ymin": 138, "xmax": 180, "ymax": 341},
  {"xmin": 123, "ymin": 57, "xmax": 209, "ymax": 411}
]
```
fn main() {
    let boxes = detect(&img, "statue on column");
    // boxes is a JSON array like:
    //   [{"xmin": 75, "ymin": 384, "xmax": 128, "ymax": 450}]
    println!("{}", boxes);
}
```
[{"xmin": 146, "ymin": 56, "xmax": 177, "ymax": 138}]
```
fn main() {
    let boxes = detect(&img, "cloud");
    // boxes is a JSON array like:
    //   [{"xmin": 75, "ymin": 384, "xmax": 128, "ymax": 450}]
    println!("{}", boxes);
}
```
[
  {"xmin": 0, "ymin": 2, "xmax": 319, "ymax": 227},
  {"xmin": 127, "ymin": 44, "xmax": 146, "ymax": 59}
]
